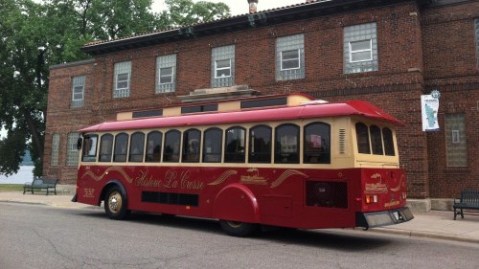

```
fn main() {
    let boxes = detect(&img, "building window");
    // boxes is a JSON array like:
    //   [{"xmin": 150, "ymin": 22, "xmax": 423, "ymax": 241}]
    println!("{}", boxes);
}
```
[
  {"xmin": 445, "ymin": 114, "xmax": 467, "ymax": 167},
  {"xmin": 113, "ymin": 61, "xmax": 131, "ymax": 98},
  {"xmin": 156, "ymin": 54, "xmax": 176, "ymax": 93},
  {"xmin": 66, "ymin": 132, "xmax": 80, "ymax": 166},
  {"xmin": 475, "ymin": 19, "xmax": 479, "ymax": 68},
  {"xmin": 71, "ymin": 76, "xmax": 85, "ymax": 108},
  {"xmin": 344, "ymin": 22, "xmax": 378, "ymax": 74},
  {"xmin": 211, "ymin": 45, "xmax": 235, "ymax": 87},
  {"xmin": 51, "ymin": 134, "xmax": 60, "ymax": 166},
  {"xmin": 276, "ymin": 34, "xmax": 305, "ymax": 81}
]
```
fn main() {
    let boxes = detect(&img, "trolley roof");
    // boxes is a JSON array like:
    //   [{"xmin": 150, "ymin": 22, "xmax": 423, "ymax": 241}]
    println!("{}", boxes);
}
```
[{"xmin": 79, "ymin": 100, "xmax": 402, "ymax": 133}]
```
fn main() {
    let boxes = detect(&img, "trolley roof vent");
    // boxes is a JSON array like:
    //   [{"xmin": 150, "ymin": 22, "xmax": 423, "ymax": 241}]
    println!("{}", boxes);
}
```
[{"xmin": 339, "ymin": 128, "xmax": 346, "ymax": 154}]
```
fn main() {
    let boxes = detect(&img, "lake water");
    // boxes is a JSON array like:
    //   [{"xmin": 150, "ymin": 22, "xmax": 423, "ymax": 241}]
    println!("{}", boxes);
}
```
[{"xmin": 0, "ymin": 166, "xmax": 34, "ymax": 184}]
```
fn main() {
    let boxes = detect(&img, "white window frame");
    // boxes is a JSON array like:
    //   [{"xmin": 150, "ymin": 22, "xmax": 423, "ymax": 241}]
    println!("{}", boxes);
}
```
[
  {"xmin": 113, "ymin": 61, "xmax": 131, "ymax": 98},
  {"xmin": 214, "ymin": 58, "xmax": 232, "ymax": 79},
  {"xmin": 71, "ymin": 76, "xmax": 85, "ymax": 107},
  {"xmin": 343, "ymin": 22, "xmax": 378, "ymax": 74},
  {"xmin": 445, "ymin": 114, "xmax": 467, "ymax": 167},
  {"xmin": 280, "ymin": 48, "xmax": 301, "ymax": 71},
  {"xmin": 348, "ymin": 39, "xmax": 373, "ymax": 63},
  {"xmin": 275, "ymin": 34, "xmax": 305, "ymax": 81},
  {"xmin": 452, "ymin": 130, "xmax": 460, "ymax": 144},
  {"xmin": 211, "ymin": 45, "xmax": 235, "ymax": 87},
  {"xmin": 159, "ymin": 67, "xmax": 174, "ymax": 84},
  {"xmin": 51, "ymin": 134, "xmax": 60, "ymax": 166},
  {"xmin": 66, "ymin": 132, "xmax": 80, "ymax": 166},
  {"xmin": 156, "ymin": 54, "xmax": 176, "ymax": 93},
  {"xmin": 475, "ymin": 18, "xmax": 479, "ymax": 68}
]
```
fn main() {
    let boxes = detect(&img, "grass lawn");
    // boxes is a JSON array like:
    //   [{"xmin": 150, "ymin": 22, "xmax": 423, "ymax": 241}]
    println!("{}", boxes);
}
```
[{"xmin": 0, "ymin": 184, "xmax": 23, "ymax": 192}]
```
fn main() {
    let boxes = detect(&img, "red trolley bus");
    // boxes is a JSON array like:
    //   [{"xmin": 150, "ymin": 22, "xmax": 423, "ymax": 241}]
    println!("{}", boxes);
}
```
[{"xmin": 73, "ymin": 94, "xmax": 413, "ymax": 236}]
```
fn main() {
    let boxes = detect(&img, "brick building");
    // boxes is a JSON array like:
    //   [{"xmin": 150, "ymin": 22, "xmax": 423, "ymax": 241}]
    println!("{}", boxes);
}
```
[{"xmin": 44, "ymin": 0, "xmax": 479, "ymax": 201}]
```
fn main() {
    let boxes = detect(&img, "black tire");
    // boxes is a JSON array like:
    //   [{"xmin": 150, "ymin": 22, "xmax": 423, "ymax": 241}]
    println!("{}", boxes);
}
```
[
  {"xmin": 219, "ymin": 220, "xmax": 258, "ymax": 237},
  {"xmin": 104, "ymin": 186, "xmax": 129, "ymax": 220}
]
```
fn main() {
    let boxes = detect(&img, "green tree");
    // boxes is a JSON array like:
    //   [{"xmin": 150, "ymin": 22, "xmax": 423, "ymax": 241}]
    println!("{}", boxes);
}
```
[
  {"xmin": 1, "ymin": 0, "xmax": 49, "ymax": 176},
  {"xmin": 84, "ymin": 0, "xmax": 157, "ymax": 40},
  {"xmin": 163, "ymin": 0, "xmax": 230, "ymax": 27},
  {"xmin": 0, "ymin": 0, "xmax": 230, "ymax": 177}
]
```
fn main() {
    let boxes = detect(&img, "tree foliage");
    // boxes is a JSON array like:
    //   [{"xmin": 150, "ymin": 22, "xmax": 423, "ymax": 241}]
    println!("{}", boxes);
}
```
[
  {"xmin": 162, "ymin": 0, "xmax": 230, "ymax": 27},
  {"xmin": 0, "ymin": 0, "xmax": 230, "ymax": 176}
]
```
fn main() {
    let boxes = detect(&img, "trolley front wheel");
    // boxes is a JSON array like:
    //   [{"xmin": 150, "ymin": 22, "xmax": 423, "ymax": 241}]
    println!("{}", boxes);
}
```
[{"xmin": 104, "ymin": 186, "xmax": 130, "ymax": 220}]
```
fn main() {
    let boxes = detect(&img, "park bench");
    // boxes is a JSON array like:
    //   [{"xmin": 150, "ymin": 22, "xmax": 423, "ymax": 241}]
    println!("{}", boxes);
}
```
[
  {"xmin": 23, "ymin": 177, "xmax": 58, "ymax": 195},
  {"xmin": 453, "ymin": 189, "xmax": 479, "ymax": 220}
]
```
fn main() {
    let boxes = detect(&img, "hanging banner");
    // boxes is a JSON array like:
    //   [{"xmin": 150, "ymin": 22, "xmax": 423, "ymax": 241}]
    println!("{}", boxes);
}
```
[{"xmin": 421, "ymin": 90, "xmax": 440, "ymax": 132}]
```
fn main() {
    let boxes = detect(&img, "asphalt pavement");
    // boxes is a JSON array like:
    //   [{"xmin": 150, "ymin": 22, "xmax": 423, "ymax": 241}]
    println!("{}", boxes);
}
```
[{"xmin": 1, "ymin": 188, "xmax": 478, "ymax": 243}]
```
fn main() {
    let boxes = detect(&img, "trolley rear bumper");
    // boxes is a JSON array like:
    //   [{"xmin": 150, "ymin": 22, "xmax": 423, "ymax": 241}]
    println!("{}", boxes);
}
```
[{"xmin": 356, "ymin": 207, "xmax": 414, "ymax": 229}]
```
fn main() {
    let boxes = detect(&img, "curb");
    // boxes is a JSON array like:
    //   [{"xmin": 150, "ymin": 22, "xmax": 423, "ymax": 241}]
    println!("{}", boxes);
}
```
[
  {"xmin": 371, "ymin": 227, "xmax": 479, "ymax": 244},
  {"xmin": 2, "ymin": 198, "xmax": 478, "ymax": 244},
  {"xmin": 0, "ymin": 200, "xmax": 47, "ymax": 206}
]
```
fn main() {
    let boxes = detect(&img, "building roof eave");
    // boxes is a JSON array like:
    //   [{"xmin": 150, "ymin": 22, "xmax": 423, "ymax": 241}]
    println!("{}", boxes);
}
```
[{"xmin": 82, "ymin": 0, "xmax": 433, "ymax": 56}]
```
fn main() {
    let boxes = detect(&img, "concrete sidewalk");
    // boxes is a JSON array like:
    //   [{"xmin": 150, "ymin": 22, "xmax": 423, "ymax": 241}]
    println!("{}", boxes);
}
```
[
  {"xmin": 0, "ymin": 189, "xmax": 91, "ymax": 209},
  {"xmin": 1, "ymin": 189, "xmax": 479, "ymax": 243}
]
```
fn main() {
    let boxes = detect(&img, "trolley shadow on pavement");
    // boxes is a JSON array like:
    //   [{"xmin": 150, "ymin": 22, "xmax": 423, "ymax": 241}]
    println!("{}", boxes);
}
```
[{"xmin": 72, "ymin": 209, "xmax": 393, "ymax": 250}]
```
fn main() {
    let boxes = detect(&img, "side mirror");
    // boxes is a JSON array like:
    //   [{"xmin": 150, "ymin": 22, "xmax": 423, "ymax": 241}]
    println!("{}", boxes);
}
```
[{"xmin": 77, "ymin": 137, "xmax": 83, "ymax": 150}]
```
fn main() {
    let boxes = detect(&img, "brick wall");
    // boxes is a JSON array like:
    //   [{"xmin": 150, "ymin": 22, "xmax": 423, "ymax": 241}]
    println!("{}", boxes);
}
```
[
  {"xmin": 44, "ymin": 1, "xmax": 479, "ymax": 198},
  {"xmin": 44, "ymin": 60, "xmax": 95, "ymax": 184},
  {"xmin": 422, "ymin": 1, "xmax": 479, "ymax": 198}
]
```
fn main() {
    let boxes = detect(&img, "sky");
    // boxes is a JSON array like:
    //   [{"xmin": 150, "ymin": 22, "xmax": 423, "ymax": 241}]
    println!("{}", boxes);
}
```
[{"xmin": 152, "ymin": 0, "xmax": 307, "ymax": 16}]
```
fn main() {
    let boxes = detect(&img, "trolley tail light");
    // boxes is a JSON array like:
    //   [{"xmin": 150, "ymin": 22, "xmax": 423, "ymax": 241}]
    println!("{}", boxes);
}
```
[{"xmin": 365, "ymin": 194, "xmax": 378, "ymax": 204}]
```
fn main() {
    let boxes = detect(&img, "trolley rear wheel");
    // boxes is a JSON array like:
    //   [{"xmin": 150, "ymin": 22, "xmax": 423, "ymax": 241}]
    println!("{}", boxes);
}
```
[{"xmin": 219, "ymin": 220, "xmax": 258, "ymax": 237}]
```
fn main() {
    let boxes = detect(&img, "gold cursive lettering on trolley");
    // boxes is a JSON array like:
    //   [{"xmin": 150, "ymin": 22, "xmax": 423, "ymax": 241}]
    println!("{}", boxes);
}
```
[{"xmin": 134, "ymin": 169, "xmax": 204, "ymax": 191}]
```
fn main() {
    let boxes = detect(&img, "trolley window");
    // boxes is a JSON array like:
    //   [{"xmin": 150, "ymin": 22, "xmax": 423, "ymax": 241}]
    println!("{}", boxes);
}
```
[
  {"xmin": 275, "ymin": 124, "xmax": 299, "ymax": 163},
  {"xmin": 183, "ymin": 129, "xmax": 201, "ymax": 163},
  {"xmin": 203, "ymin": 128, "xmax": 222, "ymax": 163},
  {"xmin": 225, "ymin": 127, "xmax": 246, "ymax": 163},
  {"xmin": 146, "ymin": 131, "xmax": 162, "ymax": 162},
  {"xmin": 113, "ymin": 133, "xmax": 128, "ymax": 162},
  {"xmin": 370, "ymin": 125, "xmax": 383, "ymax": 155},
  {"xmin": 82, "ymin": 135, "xmax": 98, "ymax": 162},
  {"xmin": 383, "ymin": 127, "xmax": 395, "ymax": 156},
  {"xmin": 249, "ymin": 125, "xmax": 272, "ymax": 163},
  {"xmin": 304, "ymin": 122, "xmax": 330, "ymax": 164},
  {"xmin": 99, "ymin": 134, "xmax": 113, "ymax": 162},
  {"xmin": 164, "ymin": 130, "xmax": 180, "ymax": 162},
  {"xmin": 129, "ymin": 132, "xmax": 145, "ymax": 162},
  {"xmin": 356, "ymin": 122, "xmax": 371, "ymax": 154}
]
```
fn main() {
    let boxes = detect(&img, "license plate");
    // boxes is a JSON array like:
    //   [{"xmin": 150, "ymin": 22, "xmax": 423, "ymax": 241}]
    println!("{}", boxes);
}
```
[{"xmin": 392, "ymin": 211, "xmax": 400, "ymax": 221}]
